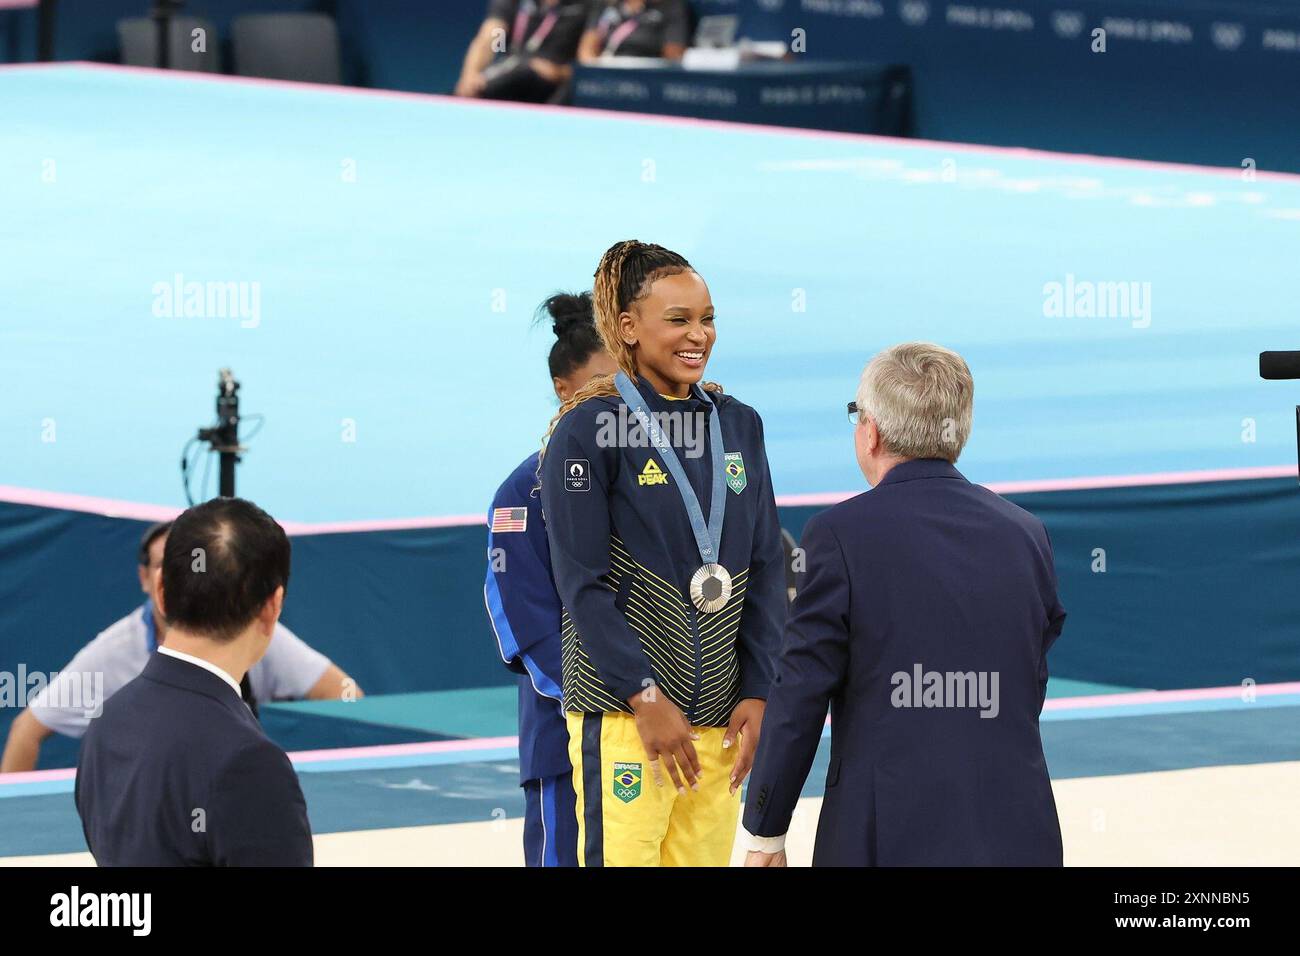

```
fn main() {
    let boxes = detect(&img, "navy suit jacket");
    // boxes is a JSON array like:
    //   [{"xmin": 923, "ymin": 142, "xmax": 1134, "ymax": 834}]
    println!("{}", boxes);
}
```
[
  {"xmin": 743, "ymin": 459, "xmax": 1066, "ymax": 866},
  {"xmin": 75, "ymin": 652, "xmax": 313, "ymax": 866}
]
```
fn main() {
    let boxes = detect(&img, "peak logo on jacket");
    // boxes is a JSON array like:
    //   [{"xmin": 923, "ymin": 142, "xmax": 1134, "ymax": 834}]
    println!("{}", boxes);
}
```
[{"xmin": 638, "ymin": 458, "xmax": 670, "ymax": 487}]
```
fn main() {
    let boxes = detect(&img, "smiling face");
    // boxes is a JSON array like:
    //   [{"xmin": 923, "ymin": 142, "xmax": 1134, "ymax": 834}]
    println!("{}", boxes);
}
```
[{"xmin": 617, "ymin": 270, "xmax": 715, "ymax": 398}]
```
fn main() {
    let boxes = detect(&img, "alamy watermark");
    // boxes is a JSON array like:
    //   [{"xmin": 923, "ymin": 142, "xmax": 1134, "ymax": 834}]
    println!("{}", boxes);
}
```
[
  {"xmin": 0, "ymin": 666, "xmax": 103, "ymax": 719},
  {"xmin": 595, "ymin": 404, "xmax": 707, "ymax": 459},
  {"xmin": 152, "ymin": 273, "xmax": 262, "ymax": 328},
  {"xmin": 50, "ymin": 886, "xmax": 151, "ymax": 936},
  {"xmin": 891, "ymin": 664, "xmax": 1000, "ymax": 718},
  {"xmin": 1043, "ymin": 274, "xmax": 1152, "ymax": 328}
]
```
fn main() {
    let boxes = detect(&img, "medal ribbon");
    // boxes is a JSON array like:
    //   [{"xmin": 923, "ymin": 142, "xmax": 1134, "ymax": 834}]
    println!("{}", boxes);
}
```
[
  {"xmin": 605, "ymin": 15, "xmax": 642, "ymax": 55},
  {"xmin": 613, "ymin": 372, "xmax": 726, "ymax": 565},
  {"xmin": 512, "ymin": 7, "xmax": 560, "ymax": 53}
]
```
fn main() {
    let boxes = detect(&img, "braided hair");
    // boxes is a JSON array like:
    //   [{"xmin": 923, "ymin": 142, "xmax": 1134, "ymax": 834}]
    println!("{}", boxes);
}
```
[{"xmin": 539, "ymin": 240, "xmax": 723, "ymax": 464}]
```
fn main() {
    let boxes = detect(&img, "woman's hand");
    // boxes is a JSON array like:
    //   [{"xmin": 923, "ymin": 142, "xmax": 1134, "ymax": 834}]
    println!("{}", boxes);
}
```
[
  {"xmin": 628, "ymin": 688, "xmax": 701, "ymax": 794},
  {"xmin": 723, "ymin": 698, "xmax": 766, "ymax": 795}
]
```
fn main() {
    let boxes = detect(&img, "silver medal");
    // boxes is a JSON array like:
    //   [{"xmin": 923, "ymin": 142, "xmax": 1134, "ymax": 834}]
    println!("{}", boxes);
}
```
[
  {"xmin": 613, "ymin": 373, "xmax": 733, "ymax": 617},
  {"xmin": 689, "ymin": 563, "xmax": 733, "ymax": 614}
]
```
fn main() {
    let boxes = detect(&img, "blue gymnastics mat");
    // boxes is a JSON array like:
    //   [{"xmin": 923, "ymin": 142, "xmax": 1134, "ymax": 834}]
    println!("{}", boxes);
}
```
[{"xmin": 2, "ymin": 64, "xmax": 1299, "ymax": 524}]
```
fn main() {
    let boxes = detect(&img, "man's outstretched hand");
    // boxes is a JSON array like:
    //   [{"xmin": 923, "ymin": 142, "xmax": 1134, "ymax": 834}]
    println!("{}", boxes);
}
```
[{"xmin": 745, "ymin": 849, "xmax": 788, "ymax": 867}]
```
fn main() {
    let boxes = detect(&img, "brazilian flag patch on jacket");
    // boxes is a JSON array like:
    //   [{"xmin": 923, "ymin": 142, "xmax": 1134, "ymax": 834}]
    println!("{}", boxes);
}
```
[
  {"xmin": 613, "ymin": 762, "xmax": 642, "ymax": 803},
  {"xmin": 724, "ymin": 452, "xmax": 747, "ymax": 494}
]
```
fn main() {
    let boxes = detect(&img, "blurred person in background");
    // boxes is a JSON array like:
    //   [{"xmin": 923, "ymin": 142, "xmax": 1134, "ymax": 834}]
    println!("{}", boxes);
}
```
[
  {"xmin": 1, "ymin": 520, "xmax": 361, "ymax": 774},
  {"xmin": 578, "ymin": 0, "xmax": 690, "ymax": 62},
  {"xmin": 484, "ymin": 291, "xmax": 616, "ymax": 866},
  {"xmin": 455, "ymin": 1, "xmax": 589, "ymax": 103}
]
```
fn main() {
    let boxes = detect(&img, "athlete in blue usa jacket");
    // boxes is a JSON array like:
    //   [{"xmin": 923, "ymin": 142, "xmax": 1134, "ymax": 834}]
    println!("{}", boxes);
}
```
[
  {"xmin": 484, "ymin": 292, "xmax": 615, "ymax": 867},
  {"xmin": 539, "ymin": 241, "xmax": 785, "ymax": 867}
]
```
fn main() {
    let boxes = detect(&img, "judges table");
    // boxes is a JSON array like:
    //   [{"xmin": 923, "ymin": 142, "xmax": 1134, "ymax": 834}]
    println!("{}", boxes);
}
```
[
  {"xmin": 692, "ymin": 0, "xmax": 1300, "ymax": 170},
  {"xmin": 572, "ymin": 58, "xmax": 911, "ymax": 136}
]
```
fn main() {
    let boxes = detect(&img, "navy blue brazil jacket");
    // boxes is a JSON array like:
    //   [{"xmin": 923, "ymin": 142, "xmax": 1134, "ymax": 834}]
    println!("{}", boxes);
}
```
[
  {"xmin": 540, "ymin": 377, "xmax": 785, "ymax": 726},
  {"xmin": 743, "ymin": 458, "xmax": 1067, "ymax": 866}
]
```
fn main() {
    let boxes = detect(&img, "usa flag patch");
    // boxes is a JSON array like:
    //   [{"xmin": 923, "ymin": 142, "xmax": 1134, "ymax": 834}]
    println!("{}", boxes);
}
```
[{"xmin": 491, "ymin": 506, "xmax": 528, "ymax": 533}]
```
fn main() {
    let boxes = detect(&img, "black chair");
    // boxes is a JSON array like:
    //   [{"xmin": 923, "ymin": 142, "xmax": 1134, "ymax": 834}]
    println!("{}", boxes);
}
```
[
  {"xmin": 117, "ymin": 16, "xmax": 221, "ymax": 72},
  {"xmin": 231, "ymin": 13, "xmax": 342, "ymax": 85}
]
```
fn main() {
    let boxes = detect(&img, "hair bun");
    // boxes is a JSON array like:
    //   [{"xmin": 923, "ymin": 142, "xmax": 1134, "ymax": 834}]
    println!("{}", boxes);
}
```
[{"xmin": 544, "ymin": 291, "xmax": 595, "ymax": 340}]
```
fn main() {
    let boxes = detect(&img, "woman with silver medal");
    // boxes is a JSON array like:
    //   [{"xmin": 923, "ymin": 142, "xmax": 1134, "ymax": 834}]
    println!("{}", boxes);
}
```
[{"xmin": 539, "ymin": 241, "xmax": 785, "ymax": 867}]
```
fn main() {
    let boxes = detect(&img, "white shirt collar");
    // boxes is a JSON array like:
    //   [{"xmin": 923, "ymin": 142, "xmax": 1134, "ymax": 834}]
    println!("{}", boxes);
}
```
[{"xmin": 157, "ymin": 646, "xmax": 243, "ymax": 699}]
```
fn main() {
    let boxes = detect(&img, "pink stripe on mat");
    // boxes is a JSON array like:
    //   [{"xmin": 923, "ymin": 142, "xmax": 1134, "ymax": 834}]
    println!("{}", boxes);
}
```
[
  {"xmin": 6, "ymin": 62, "xmax": 1300, "ymax": 185},
  {"xmin": 289, "ymin": 735, "xmax": 519, "ymax": 764},
  {"xmin": 774, "ymin": 464, "xmax": 1297, "ymax": 508},
  {"xmin": 279, "ymin": 514, "xmax": 486, "ymax": 536},
  {"xmin": 985, "ymin": 465, "xmax": 1297, "ymax": 495},
  {"xmin": 0, "ymin": 485, "xmax": 485, "ymax": 532},
  {"xmin": 0, "ymin": 768, "xmax": 76, "ymax": 785},
  {"xmin": 1, "ymin": 736, "xmax": 522, "ymax": 784},
  {"xmin": 2, "ymin": 464, "xmax": 1292, "ymax": 531},
  {"xmin": 1043, "ymin": 681, "xmax": 1300, "ymax": 711},
  {"xmin": 5, "ymin": 681, "xmax": 1297, "ymax": 784},
  {"xmin": 0, "ymin": 486, "xmax": 181, "ymax": 522},
  {"xmin": 302, "ymin": 690, "xmax": 1300, "ymax": 758}
]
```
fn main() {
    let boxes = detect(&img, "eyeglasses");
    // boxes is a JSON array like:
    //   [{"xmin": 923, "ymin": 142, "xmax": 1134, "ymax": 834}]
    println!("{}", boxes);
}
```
[{"xmin": 847, "ymin": 401, "xmax": 862, "ymax": 426}]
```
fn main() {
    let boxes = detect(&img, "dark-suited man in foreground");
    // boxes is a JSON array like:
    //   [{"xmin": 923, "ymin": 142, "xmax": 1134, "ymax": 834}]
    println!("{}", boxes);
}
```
[
  {"xmin": 742, "ymin": 342, "xmax": 1066, "ymax": 866},
  {"xmin": 75, "ymin": 497, "xmax": 313, "ymax": 866}
]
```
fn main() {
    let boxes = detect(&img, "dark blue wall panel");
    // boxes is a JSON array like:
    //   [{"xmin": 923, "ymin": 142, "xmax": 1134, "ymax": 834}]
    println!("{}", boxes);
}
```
[{"xmin": 3, "ymin": 474, "xmax": 1298, "ymax": 723}]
